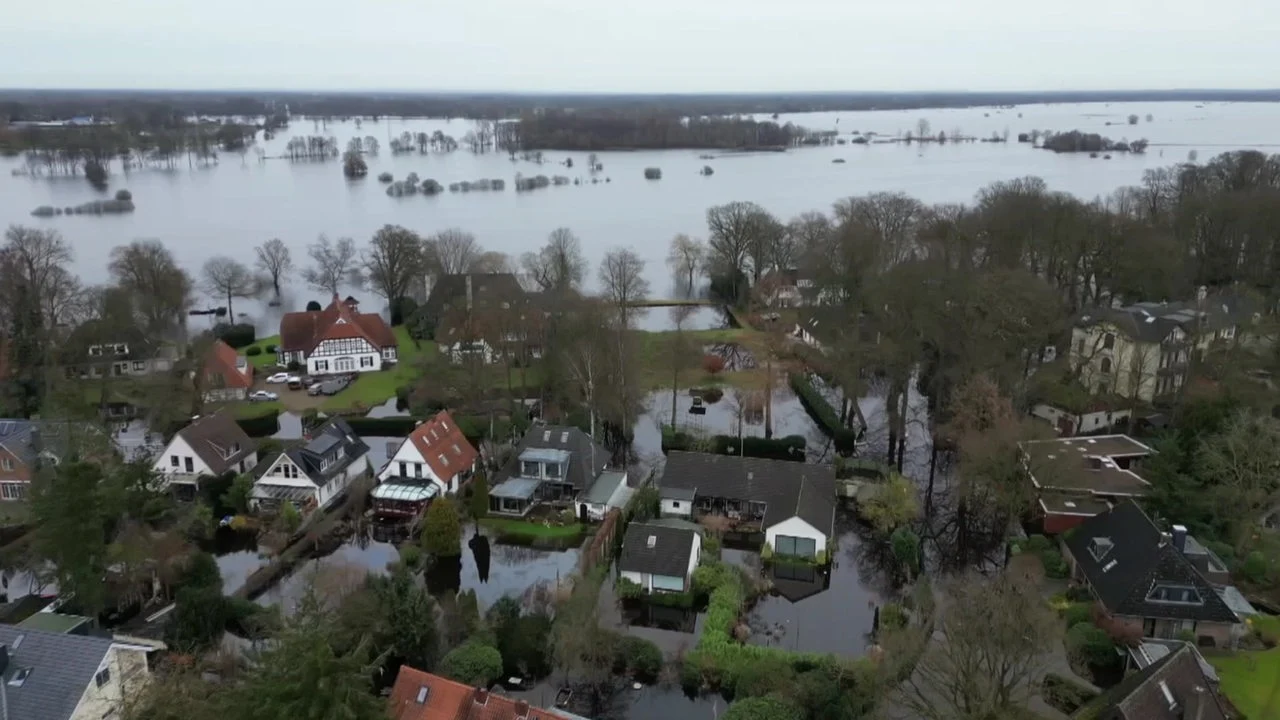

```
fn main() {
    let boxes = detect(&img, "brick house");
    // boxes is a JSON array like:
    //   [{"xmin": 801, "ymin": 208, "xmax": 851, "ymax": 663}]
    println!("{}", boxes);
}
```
[{"xmin": 201, "ymin": 339, "xmax": 254, "ymax": 403}]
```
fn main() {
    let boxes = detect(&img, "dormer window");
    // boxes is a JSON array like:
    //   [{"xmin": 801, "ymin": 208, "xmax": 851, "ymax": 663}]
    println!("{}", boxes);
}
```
[
  {"xmin": 544, "ymin": 462, "xmax": 561, "ymax": 478},
  {"xmin": 521, "ymin": 460, "xmax": 539, "ymax": 477},
  {"xmin": 1147, "ymin": 584, "xmax": 1203, "ymax": 605},
  {"xmin": 1089, "ymin": 537, "xmax": 1113, "ymax": 562},
  {"xmin": 1103, "ymin": 333, "xmax": 1115, "ymax": 350},
  {"xmin": 89, "ymin": 345, "xmax": 103, "ymax": 357}
]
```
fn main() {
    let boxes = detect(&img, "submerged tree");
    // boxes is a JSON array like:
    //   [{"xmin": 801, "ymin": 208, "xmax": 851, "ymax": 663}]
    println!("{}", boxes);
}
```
[
  {"xmin": 254, "ymin": 238, "xmax": 293, "ymax": 297},
  {"xmin": 362, "ymin": 225, "xmax": 424, "ymax": 303},
  {"xmin": 201, "ymin": 256, "xmax": 257, "ymax": 320},
  {"xmin": 301, "ymin": 235, "xmax": 359, "ymax": 296}
]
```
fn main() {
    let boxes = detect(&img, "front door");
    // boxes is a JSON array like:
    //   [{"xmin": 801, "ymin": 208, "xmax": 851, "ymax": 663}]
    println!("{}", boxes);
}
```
[{"xmin": 335, "ymin": 357, "xmax": 355, "ymax": 372}]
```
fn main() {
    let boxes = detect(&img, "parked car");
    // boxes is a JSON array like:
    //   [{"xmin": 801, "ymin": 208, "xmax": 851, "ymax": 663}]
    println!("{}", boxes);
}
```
[
  {"xmin": 301, "ymin": 376, "xmax": 318, "ymax": 387},
  {"xmin": 286, "ymin": 376, "xmax": 304, "ymax": 390},
  {"xmin": 249, "ymin": 390, "xmax": 278, "ymax": 402},
  {"xmin": 265, "ymin": 372, "xmax": 290, "ymax": 384},
  {"xmin": 310, "ymin": 374, "xmax": 355, "ymax": 396}
]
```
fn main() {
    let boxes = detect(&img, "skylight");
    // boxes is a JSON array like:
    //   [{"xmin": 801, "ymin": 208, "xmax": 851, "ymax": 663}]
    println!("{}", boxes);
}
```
[
  {"xmin": 1089, "ymin": 537, "xmax": 1114, "ymax": 562},
  {"xmin": 8, "ymin": 667, "xmax": 31, "ymax": 687}
]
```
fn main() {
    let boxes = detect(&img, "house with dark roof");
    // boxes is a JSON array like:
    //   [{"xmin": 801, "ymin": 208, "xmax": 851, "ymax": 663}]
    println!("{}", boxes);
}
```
[
  {"xmin": 0, "ymin": 624, "xmax": 159, "ymax": 720},
  {"xmin": 618, "ymin": 522, "xmax": 702, "ymax": 593},
  {"xmin": 1, "ymin": 420, "xmax": 140, "ymax": 502},
  {"xmin": 1073, "ymin": 642, "xmax": 1232, "ymax": 719},
  {"xmin": 251, "ymin": 417, "xmax": 369, "ymax": 512},
  {"xmin": 151, "ymin": 411, "xmax": 257, "ymax": 495},
  {"xmin": 388, "ymin": 665, "xmax": 574, "ymax": 720},
  {"xmin": 59, "ymin": 322, "xmax": 178, "ymax": 381},
  {"xmin": 488, "ymin": 425, "xmax": 614, "ymax": 518},
  {"xmin": 201, "ymin": 339, "xmax": 254, "ymax": 402},
  {"xmin": 1069, "ymin": 290, "xmax": 1258, "ymax": 403},
  {"xmin": 423, "ymin": 273, "xmax": 544, "ymax": 365},
  {"xmin": 276, "ymin": 294, "xmax": 398, "ymax": 376},
  {"xmin": 658, "ymin": 451, "xmax": 837, "ymax": 561},
  {"xmin": 792, "ymin": 307, "xmax": 879, "ymax": 352},
  {"xmin": 1020, "ymin": 434, "xmax": 1155, "ymax": 533},
  {"xmin": 1063, "ymin": 501, "xmax": 1242, "ymax": 648}
]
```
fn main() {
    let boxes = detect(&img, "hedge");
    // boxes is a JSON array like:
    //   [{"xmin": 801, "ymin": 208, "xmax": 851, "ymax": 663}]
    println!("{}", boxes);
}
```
[
  {"xmin": 788, "ymin": 373, "xmax": 861, "ymax": 455},
  {"xmin": 339, "ymin": 414, "xmax": 519, "ymax": 447},
  {"xmin": 1041, "ymin": 673, "xmax": 1098, "ymax": 715},
  {"xmin": 213, "ymin": 323, "xmax": 256, "ymax": 349},
  {"xmin": 661, "ymin": 426, "xmax": 806, "ymax": 462}
]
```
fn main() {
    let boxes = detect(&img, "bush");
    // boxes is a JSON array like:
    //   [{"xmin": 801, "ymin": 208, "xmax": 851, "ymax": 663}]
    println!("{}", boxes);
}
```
[
  {"xmin": 265, "ymin": 344, "xmax": 277, "ymax": 354},
  {"xmin": 306, "ymin": 300, "xmax": 323, "ymax": 312},
  {"xmin": 287, "ymin": 360, "xmax": 302, "ymax": 372},
  {"xmin": 439, "ymin": 642, "xmax": 503, "ymax": 686},
  {"xmin": 1041, "ymin": 673, "xmax": 1098, "ymax": 715},
  {"xmin": 213, "ymin": 323, "xmax": 256, "ymax": 349},
  {"xmin": 661, "ymin": 426, "xmax": 806, "ymax": 462},
  {"xmin": 390, "ymin": 296, "xmax": 419, "ymax": 326},
  {"xmin": 1062, "ymin": 603, "xmax": 1093, "ymax": 629},
  {"xmin": 732, "ymin": 656, "xmax": 796, "ymax": 701},
  {"xmin": 422, "ymin": 496, "xmax": 462, "ymax": 558},
  {"xmin": 616, "ymin": 576, "xmax": 644, "ymax": 600},
  {"xmin": 702, "ymin": 354, "xmax": 726, "ymax": 374},
  {"xmin": 1242, "ymin": 550, "xmax": 1268, "ymax": 583},
  {"xmin": 1066, "ymin": 623, "xmax": 1120, "ymax": 669},
  {"xmin": 245, "ymin": 346, "xmax": 262, "ymax": 357},
  {"xmin": 115, "ymin": 189, "xmax": 133, "ymax": 201},
  {"xmin": 279, "ymin": 502, "xmax": 301, "ymax": 533},
  {"xmin": 615, "ymin": 636, "xmax": 664, "ymax": 683},
  {"xmin": 880, "ymin": 603, "xmax": 908, "ymax": 631},
  {"xmin": 399, "ymin": 543, "xmax": 423, "ymax": 570},
  {"xmin": 720, "ymin": 694, "xmax": 803, "ymax": 720},
  {"xmin": 469, "ymin": 473, "xmax": 489, "ymax": 519},
  {"xmin": 1024, "ymin": 535, "xmax": 1052, "ymax": 553},
  {"xmin": 1041, "ymin": 548, "xmax": 1069, "ymax": 579},
  {"xmin": 221, "ymin": 473, "xmax": 255, "ymax": 515}
]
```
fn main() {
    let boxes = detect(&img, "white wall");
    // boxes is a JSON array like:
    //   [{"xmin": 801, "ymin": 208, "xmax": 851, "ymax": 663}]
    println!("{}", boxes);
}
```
[
  {"xmin": 620, "ymin": 570, "xmax": 649, "ymax": 591},
  {"xmin": 153, "ymin": 434, "xmax": 214, "ymax": 483},
  {"xmin": 69, "ymin": 646, "xmax": 151, "ymax": 720},
  {"xmin": 307, "ymin": 350, "xmax": 382, "ymax": 376},
  {"xmin": 661, "ymin": 497, "xmax": 692, "ymax": 518},
  {"xmin": 377, "ymin": 439, "xmax": 450, "ymax": 492},
  {"xmin": 765, "ymin": 516, "xmax": 827, "ymax": 558},
  {"xmin": 688, "ymin": 533, "xmax": 702, "ymax": 580}
]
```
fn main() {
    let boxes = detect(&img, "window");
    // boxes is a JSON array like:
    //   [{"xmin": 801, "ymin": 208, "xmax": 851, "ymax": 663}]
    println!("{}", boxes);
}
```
[
  {"xmin": 1148, "ymin": 584, "xmax": 1203, "ymax": 604},
  {"xmin": 521, "ymin": 461, "xmax": 540, "ymax": 477},
  {"xmin": 315, "ymin": 360, "xmax": 329, "ymax": 372},
  {"xmin": 1099, "ymin": 357, "xmax": 1112, "ymax": 374},
  {"xmin": 95, "ymin": 667, "xmax": 111, "ymax": 687},
  {"xmin": 132, "ymin": 361, "xmax": 146, "ymax": 371},
  {"xmin": 1, "ymin": 483, "xmax": 26, "ymax": 500},
  {"xmin": 749, "ymin": 501, "xmax": 767, "ymax": 517},
  {"xmin": 170, "ymin": 455, "xmax": 179, "ymax": 467},
  {"xmin": 89, "ymin": 346, "xmax": 104, "ymax": 357},
  {"xmin": 774, "ymin": 535, "xmax": 818, "ymax": 558},
  {"xmin": 1103, "ymin": 333, "xmax": 1115, "ymax": 350},
  {"xmin": 544, "ymin": 462, "xmax": 561, "ymax": 477},
  {"xmin": 671, "ymin": 501, "xmax": 681, "ymax": 509},
  {"xmin": 184, "ymin": 457, "xmax": 193, "ymax": 473},
  {"xmin": 360, "ymin": 356, "xmax": 374, "ymax": 368},
  {"xmin": 0, "ymin": 458, "xmax": 12, "ymax": 472},
  {"xmin": 399, "ymin": 461, "xmax": 408, "ymax": 476},
  {"xmin": 1076, "ymin": 339, "xmax": 1085, "ymax": 355},
  {"xmin": 414, "ymin": 463, "xmax": 423, "ymax": 478}
]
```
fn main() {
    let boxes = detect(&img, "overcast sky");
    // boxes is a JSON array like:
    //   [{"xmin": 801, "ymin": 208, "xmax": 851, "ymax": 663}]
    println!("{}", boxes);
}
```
[{"xmin": 3, "ymin": 0, "xmax": 1276, "ymax": 92}]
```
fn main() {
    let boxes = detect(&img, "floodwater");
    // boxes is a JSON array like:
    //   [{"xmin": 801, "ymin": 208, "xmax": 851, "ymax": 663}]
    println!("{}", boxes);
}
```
[
  {"xmin": 5, "ymin": 102, "xmax": 1278, "ymax": 312},
  {"xmin": 509, "ymin": 681, "xmax": 728, "ymax": 720},
  {"xmin": 731, "ymin": 513, "xmax": 892, "ymax": 657},
  {"xmin": 632, "ymin": 306, "xmax": 725, "ymax": 332}
]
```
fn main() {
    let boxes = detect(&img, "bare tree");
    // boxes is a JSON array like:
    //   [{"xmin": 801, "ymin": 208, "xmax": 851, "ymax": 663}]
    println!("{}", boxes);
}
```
[
  {"xmin": 706, "ymin": 201, "xmax": 779, "ymax": 285},
  {"xmin": 0, "ymin": 225, "xmax": 80, "ymax": 328},
  {"xmin": 301, "ymin": 235, "xmax": 359, "ymax": 296},
  {"xmin": 886, "ymin": 570, "xmax": 1061, "ymax": 720},
  {"xmin": 469, "ymin": 251, "xmax": 511, "ymax": 274},
  {"xmin": 201, "ymin": 257, "xmax": 257, "ymax": 320},
  {"xmin": 666, "ymin": 305, "xmax": 698, "ymax": 427},
  {"xmin": 1198, "ymin": 410, "xmax": 1280, "ymax": 549},
  {"xmin": 254, "ymin": 238, "xmax": 293, "ymax": 297},
  {"xmin": 521, "ymin": 228, "xmax": 587, "ymax": 294},
  {"xmin": 916, "ymin": 118, "xmax": 932, "ymax": 140},
  {"xmin": 665, "ymin": 234, "xmax": 705, "ymax": 296},
  {"xmin": 108, "ymin": 240, "xmax": 193, "ymax": 336},
  {"xmin": 425, "ymin": 228, "xmax": 481, "ymax": 275},
  {"xmin": 598, "ymin": 248, "xmax": 650, "ymax": 329},
  {"xmin": 362, "ymin": 225, "xmax": 424, "ymax": 302}
]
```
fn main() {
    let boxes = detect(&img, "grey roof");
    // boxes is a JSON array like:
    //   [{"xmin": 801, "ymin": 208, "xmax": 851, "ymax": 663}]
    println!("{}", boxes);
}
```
[
  {"xmin": 1130, "ymin": 639, "xmax": 1218, "ymax": 682},
  {"xmin": 660, "ymin": 486, "xmax": 696, "ymax": 501},
  {"xmin": 1063, "ymin": 501, "xmax": 1239, "ymax": 624},
  {"xmin": 583, "ymin": 470, "xmax": 628, "ymax": 505},
  {"xmin": 0, "ymin": 420, "xmax": 113, "ymax": 468},
  {"xmin": 0, "ymin": 624, "xmax": 116, "ymax": 720},
  {"xmin": 1217, "ymin": 585, "xmax": 1258, "ymax": 617},
  {"xmin": 660, "ymin": 451, "xmax": 836, "ymax": 535},
  {"xmin": 496, "ymin": 425, "xmax": 609, "ymax": 491},
  {"xmin": 490, "ymin": 477, "xmax": 541, "ymax": 500},
  {"xmin": 1086, "ymin": 643, "xmax": 1229, "ymax": 720},
  {"xmin": 280, "ymin": 417, "xmax": 369, "ymax": 485},
  {"xmin": 618, "ymin": 522, "xmax": 697, "ymax": 578},
  {"xmin": 174, "ymin": 411, "xmax": 256, "ymax": 476},
  {"xmin": 1077, "ymin": 292, "xmax": 1257, "ymax": 345}
]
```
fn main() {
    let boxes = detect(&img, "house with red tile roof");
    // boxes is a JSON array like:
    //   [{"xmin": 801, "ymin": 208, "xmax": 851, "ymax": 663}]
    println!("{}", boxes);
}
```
[
  {"xmin": 388, "ymin": 666, "xmax": 571, "ymax": 720},
  {"xmin": 276, "ymin": 294, "xmax": 398, "ymax": 376},
  {"xmin": 377, "ymin": 411, "xmax": 478, "ymax": 496},
  {"xmin": 202, "ymin": 339, "xmax": 254, "ymax": 402}
]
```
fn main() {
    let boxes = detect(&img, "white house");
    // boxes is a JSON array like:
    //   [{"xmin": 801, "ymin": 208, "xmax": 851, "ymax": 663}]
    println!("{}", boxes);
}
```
[
  {"xmin": 0, "ymin": 623, "xmax": 161, "ymax": 720},
  {"xmin": 659, "ymin": 451, "xmax": 837, "ymax": 562},
  {"xmin": 152, "ymin": 412, "xmax": 257, "ymax": 493},
  {"xmin": 277, "ymin": 295, "xmax": 398, "ymax": 376},
  {"xmin": 580, "ymin": 470, "xmax": 632, "ymax": 521},
  {"xmin": 618, "ymin": 521, "xmax": 702, "ymax": 593},
  {"xmin": 1031, "ymin": 403, "xmax": 1132, "ymax": 436},
  {"xmin": 251, "ymin": 418, "xmax": 369, "ymax": 512},
  {"xmin": 377, "ymin": 410, "xmax": 478, "ymax": 495}
]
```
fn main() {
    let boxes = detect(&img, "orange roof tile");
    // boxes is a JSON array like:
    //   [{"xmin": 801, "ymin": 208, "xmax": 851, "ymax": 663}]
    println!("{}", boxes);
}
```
[
  {"xmin": 204, "ymin": 339, "xmax": 253, "ymax": 389},
  {"xmin": 409, "ymin": 411, "xmax": 479, "ymax": 483},
  {"xmin": 388, "ymin": 666, "xmax": 471, "ymax": 720}
]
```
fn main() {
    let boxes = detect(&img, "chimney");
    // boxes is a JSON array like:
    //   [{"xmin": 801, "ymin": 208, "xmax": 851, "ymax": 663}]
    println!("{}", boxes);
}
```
[
  {"xmin": 515, "ymin": 699, "xmax": 530, "ymax": 718},
  {"xmin": 465, "ymin": 276, "xmax": 474, "ymax": 312},
  {"xmin": 474, "ymin": 688, "xmax": 488, "ymax": 705},
  {"xmin": 1172, "ymin": 524, "xmax": 1188, "ymax": 553}
]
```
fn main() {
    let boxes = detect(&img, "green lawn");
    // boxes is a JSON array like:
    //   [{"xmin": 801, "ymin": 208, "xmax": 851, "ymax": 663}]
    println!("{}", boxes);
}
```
[
  {"xmin": 635, "ymin": 327, "xmax": 765, "ymax": 392},
  {"xmin": 1210, "ymin": 647, "xmax": 1280, "ymax": 719},
  {"xmin": 478, "ymin": 517, "xmax": 584, "ymax": 539},
  {"xmin": 242, "ymin": 335, "xmax": 282, "ymax": 369},
  {"xmin": 320, "ymin": 327, "xmax": 436, "ymax": 411}
]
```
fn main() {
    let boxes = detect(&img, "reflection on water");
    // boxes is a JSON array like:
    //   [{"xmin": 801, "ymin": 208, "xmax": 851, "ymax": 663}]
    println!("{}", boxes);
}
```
[
  {"xmin": 508, "ymin": 682, "xmax": 727, "ymax": 720},
  {"xmin": 632, "ymin": 306, "xmax": 726, "ymax": 332},
  {"xmin": 621, "ymin": 603, "xmax": 698, "ymax": 634}
]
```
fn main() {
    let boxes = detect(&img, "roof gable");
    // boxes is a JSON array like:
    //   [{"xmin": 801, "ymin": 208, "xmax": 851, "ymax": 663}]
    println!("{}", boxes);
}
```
[
  {"xmin": 204, "ymin": 339, "xmax": 253, "ymax": 389},
  {"xmin": 1079, "ymin": 644, "xmax": 1229, "ymax": 720},
  {"xmin": 278, "ymin": 295, "xmax": 396, "ymax": 353},
  {"xmin": 286, "ymin": 417, "xmax": 369, "ymax": 482},
  {"xmin": 619, "ymin": 522, "xmax": 697, "ymax": 578},
  {"xmin": 497, "ymin": 425, "xmax": 609, "ymax": 491},
  {"xmin": 1063, "ymin": 501, "xmax": 1238, "ymax": 624},
  {"xmin": 172, "ymin": 411, "xmax": 255, "ymax": 475}
]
